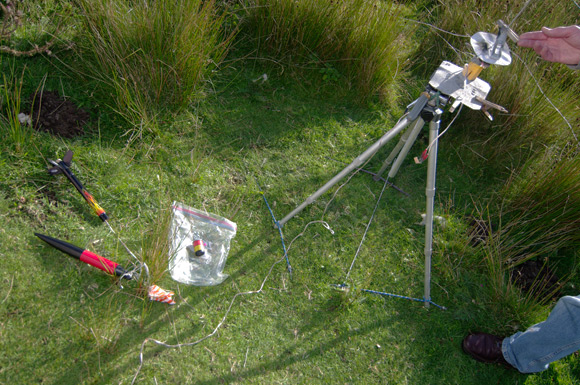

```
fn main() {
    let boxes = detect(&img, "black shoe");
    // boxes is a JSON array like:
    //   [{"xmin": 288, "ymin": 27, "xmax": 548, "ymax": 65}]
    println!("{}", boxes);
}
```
[{"xmin": 462, "ymin": 333, "xmax": 512, "ymax": 368}]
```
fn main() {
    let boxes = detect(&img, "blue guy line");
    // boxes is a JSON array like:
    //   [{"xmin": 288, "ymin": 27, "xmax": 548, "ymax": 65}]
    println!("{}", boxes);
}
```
[
  {"xmin": 255, "ymin": 179, "xmax": 292, "ymax": 276},
  {"xmin": 333, "ymin": 284, "xmax": 447, "ymax": 310},
  {"xmin": 361, "ymin": 288, "xmax": 447, "ymax": 310}
]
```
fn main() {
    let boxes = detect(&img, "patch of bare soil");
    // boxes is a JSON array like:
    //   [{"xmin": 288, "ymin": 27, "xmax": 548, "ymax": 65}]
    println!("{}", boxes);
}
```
[
  {"xmin": 26, "ymin": 91, "xmax": 89, "ymax": 138},
  {"xmin": 510, "ymin": 259, "xmax": 562, "ymax": 299},
  {"xmin": 467, "ymin": 218, "xmax": 492, "ymax": 246}
]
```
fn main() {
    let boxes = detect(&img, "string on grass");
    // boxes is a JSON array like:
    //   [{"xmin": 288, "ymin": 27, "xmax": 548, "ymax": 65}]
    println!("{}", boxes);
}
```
[
  {"xmin": 130, "ymin": 256, "xmax": 285, "ymax": 385},
  {"xmin": 263, "ymin": 109, "xmax": 449, "ymax": 308},
  {"xmin": 331, "ymin": 284, "xmax": 447, "ymax": 310},
  {"xmin": 104, "ymin": 220, "xmax": 151, "ymax": 284},
  {"xmin": 327, "ymin": 158, "xmax": 450, "ymax": 309},
  {"xmin": 360, "ymin": 288, "xmax": 447, "ymax": 310},
  {"xmin": 254, "ymin": 123, "xmax": 447, "ymax": 307},
  {"xmin": 343, "ymin": 174, "xmax": 391, "ymax": 283},
  {"xmin": 335, "ymin": 100, "xmax": 462, "ymax": 309},
  {"xmin": 334, "ymin": 166, "xmax": 448, "ymax": 310},
  {"xmin": 129, "ymin": 210, "xmax": 334, "ymax": 385},
  {"xmin": 509, "ymin": 0, "xmax": 534, "ymax": 26},
  {"xmin": 297, "ymin": 148, "xmax": 449, "ymax": 308}
]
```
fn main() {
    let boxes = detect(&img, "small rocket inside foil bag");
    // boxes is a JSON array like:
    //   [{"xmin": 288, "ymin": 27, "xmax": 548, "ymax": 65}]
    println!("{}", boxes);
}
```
[{"xmin": 168, "ymin": 202, "xmax": 237, "ymax": 286}]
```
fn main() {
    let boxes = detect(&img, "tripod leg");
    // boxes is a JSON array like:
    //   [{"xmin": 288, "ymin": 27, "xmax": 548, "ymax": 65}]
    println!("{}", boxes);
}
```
[
  {"xmin": 374, "ymin": 92, "xmax": 431, "ymax": 180},
  {"xmin": 277, "ymin": 116, "xmax": 413, "ymax": 227},
  {"xmin": 374, "ymin": 118, "xmax": 421, "ymax": 179},
  {"xmin": 384, "ymin": 117, "xmax": 425, "ymax": 180},
  {"xmin": 423, "ymin": 117, "xmax": 441, "ymax": 308}
]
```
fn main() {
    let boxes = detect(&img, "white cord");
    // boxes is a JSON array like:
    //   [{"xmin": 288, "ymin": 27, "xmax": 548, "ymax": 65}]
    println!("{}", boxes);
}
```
[
  {"xmin": 509, "ymin": 0, "xmax": 535, "ymax": 26},
  {"xmin": 513, "ymin": 51, "xmax": 579, "ymax": 143},
  {"xmin": 426, "ymin": 104, "xmax": 463, "ymax": 155},
  {"xmin": 105, "ymin": 220, "xmax": 151, "ymax": 283},
  {"xmin": 130, "ymin": 220, "xmax": 333, "ymax": 384}
]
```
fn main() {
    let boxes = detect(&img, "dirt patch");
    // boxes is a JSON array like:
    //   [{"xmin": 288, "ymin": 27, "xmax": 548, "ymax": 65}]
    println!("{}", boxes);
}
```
[
  {"xmin": 510, "ymin": 259, "xmax": 562, "ymax": 299},
  {"xmin": 26, "ymin": 91, "xmax": 89, "ymax": 138},
  {"xmin": 467, "ymin": 218, "xmax": 492, "ymax": 246}
]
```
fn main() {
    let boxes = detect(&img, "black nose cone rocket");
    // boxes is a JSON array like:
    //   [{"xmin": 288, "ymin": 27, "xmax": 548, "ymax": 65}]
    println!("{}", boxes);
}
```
[{"xmin": 35, "ymin": 233, "xmax": 131, "ymax": 279}]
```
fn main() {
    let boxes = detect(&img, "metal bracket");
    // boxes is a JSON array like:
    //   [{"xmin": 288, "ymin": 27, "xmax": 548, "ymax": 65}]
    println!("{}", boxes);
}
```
[
  {"xmin": 429, "ymin": 61, "xmax": 491, "ymax": 111},
  {"xmin": 470, "ymin": 20, "xmax": 518, "ymax": 66}
]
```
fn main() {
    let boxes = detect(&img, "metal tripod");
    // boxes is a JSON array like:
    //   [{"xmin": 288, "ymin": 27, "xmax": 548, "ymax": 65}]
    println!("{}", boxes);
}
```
[
  {"xmin": 277, "ymin": 21, "xmax": 516, "ymax": 307},
  {"xmin": 277, "ymin": 60, "xmax": 502, "ymax": 307}
]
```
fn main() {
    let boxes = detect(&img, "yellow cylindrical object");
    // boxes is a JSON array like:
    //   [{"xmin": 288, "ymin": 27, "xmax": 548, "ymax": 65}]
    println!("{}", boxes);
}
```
[{"xmin": 463, "ymin": 61, "xmax": 484, "ymax": 81}]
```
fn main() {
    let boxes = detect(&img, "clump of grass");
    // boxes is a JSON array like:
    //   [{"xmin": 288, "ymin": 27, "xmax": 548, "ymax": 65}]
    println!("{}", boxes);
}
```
[
  {"xmin": 74, "ymin": 0, "xmax": 231, "ymax": 131},
  {"xmin": 495, "ymin": 146, "xmax": 580, "ymax": 267},
  {"xmin": 242, "ymin": 0, "xmax": 414, "ymax": 103},
  {"xmin": 468, "ymin": 145, "xmax": 579, "ymax": 321},
  {"xmin": 138, "ymin": 204, "xmax": 174, "ymax": 289},
  {"xmin": 478, "ymin": 233, "xmax": 553, "ymax": 328},
  {"xmin": 0, "ymin": 60, "xmax": 31, "ymax": 154}
]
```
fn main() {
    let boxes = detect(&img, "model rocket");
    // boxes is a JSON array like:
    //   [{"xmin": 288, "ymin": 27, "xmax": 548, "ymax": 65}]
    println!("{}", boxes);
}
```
[
  {"xmin": 35, "ymin": 233, "xmax": 131, "ymax": 279},
  {"xmin": 47, "ymin": 150, "xmax": 109, "ymax": 222}
]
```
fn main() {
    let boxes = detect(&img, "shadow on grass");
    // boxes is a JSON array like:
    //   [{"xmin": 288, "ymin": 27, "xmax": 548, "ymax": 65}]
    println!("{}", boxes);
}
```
[
  {"xmin": 171, "ymin": 295, "xmax": 525, "ymax": 385},
  {"xmin": 47, "ymin": 228, "xmax": 283, "ymax": 385},
  {"xmin": 191, "ymin": 311, "xmax": 394, "ymax": 385}
]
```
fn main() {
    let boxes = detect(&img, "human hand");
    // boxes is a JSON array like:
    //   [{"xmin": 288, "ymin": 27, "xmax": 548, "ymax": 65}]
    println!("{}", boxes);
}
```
[{"xmin": 518, "ymin": 25, "xmax": 580, "ymax": 65}]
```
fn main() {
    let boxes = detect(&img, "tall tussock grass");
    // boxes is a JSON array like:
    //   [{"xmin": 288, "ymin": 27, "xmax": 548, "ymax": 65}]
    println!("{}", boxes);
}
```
[
  {"xmin": 139, "ymin": 204, "xmax": 174, "ymax": 289},
  {"xmin": 242, "ymin": 0, "xmax": 415, "ymax": 102},
  {"xmin": 0, "ymin": 60, "xmax": 31, "ymax": 154},
  {"xmin": 74, "ymin": 0, "xmax": 231, "ymax": 130},
  {"xmin": 494, "ymin": 146, "xmax": 580, "ymax": 266},
  {"xmin": 473, "ymin": 145, "xmax": 580, "ymax": 318},
  {"xmin": 479, "ymin": 235, "xmax": 556, "ymax": 327}
]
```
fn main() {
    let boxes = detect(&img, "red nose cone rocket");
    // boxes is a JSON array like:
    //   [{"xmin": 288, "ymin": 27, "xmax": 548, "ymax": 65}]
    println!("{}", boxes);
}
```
[{"xmin": 35, "ymin": 233, "xmax": 130, "ymax": 279}]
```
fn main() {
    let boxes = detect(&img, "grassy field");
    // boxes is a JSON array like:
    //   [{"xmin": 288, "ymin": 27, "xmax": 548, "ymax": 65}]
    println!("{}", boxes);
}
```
[{"xmin": 1, "ymin": 1, "xmax": 579, "ymax": 384}]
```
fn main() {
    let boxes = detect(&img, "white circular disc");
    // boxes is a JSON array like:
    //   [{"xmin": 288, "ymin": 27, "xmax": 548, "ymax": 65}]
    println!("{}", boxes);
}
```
[{"xmin": 470, "ymin": 32, "xmax": 512, "ymax": 66}]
